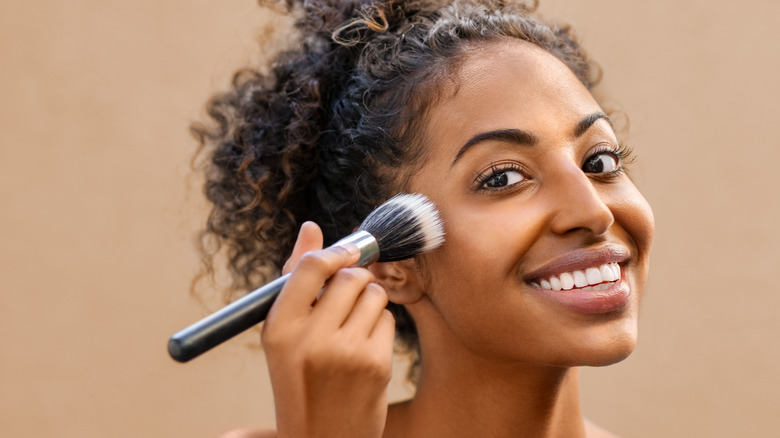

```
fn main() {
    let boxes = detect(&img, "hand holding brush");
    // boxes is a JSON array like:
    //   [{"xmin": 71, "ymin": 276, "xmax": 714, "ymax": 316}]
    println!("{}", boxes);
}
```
[{"xmin": 168, "ymin": 193, "xmax": 444, "ymax": 363}]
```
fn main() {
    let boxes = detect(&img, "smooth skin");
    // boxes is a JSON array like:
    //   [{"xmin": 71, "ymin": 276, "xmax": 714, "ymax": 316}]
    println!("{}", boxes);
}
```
[{"xmin": 221, "ymin": 37, "xmax": 654, "ymax": 438}]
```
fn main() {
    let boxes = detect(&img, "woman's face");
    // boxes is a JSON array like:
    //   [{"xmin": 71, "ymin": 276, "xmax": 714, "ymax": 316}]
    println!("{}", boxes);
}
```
[{"xmin": 403, "ymin": 38, "xmax": 654, "ymax": 368}]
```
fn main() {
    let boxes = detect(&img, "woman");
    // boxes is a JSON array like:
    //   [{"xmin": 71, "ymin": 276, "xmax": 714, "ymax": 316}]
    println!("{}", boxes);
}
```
[{"xmin": 193, "ymin": 1, "xmax": 654, "ymax": 436}]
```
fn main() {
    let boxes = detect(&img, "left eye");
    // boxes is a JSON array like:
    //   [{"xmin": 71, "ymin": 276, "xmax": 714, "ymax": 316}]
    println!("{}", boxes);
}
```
[
  {"xmin": 582, "ymin": 152, "xmax": 619, "ymax": 174},
  {"xmin": 483, "ymin": 168, "xmax": 525, "ymax": 188}
]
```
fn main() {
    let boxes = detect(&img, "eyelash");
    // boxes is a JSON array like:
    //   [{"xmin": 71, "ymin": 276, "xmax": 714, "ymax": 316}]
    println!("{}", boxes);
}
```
[
  {"xmin": 587, "ymin": 142, "xmax": 636, "ymax": 176},
  {"xmin": 474, "ymin": 142, "xmax": 636, "ymax": 191},
  {"xmin": 474, "ymin": 162, "xmax": 527, "ymax": 192}
]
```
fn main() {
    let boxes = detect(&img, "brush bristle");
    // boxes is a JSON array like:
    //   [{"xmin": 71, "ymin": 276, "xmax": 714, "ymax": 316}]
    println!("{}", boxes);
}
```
[{"xmin": 358, "ymin": 193, "xmax": 445, "ymax": 262}]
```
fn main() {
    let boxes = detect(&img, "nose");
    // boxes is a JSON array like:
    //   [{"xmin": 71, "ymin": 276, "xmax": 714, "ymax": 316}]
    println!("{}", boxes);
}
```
[{"xmin": 547, "ymin": 164, "xmax": 614, "ymax": 237}]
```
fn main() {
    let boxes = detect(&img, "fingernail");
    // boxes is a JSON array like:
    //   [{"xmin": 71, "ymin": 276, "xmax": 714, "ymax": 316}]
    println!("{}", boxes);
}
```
[
  {"xmin": 339, "ymin": 243, "xmax": 360, "ymax": 257},
  {"xmin": 366, "ymin": 282, "xmax": 385, "ymax": 294}
]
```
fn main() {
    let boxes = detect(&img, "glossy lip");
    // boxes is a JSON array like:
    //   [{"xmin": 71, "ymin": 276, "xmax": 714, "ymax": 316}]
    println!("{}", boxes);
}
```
[
  {"xmin": 523, "ymin": 245, "xmax": 632, "ymax": 315},
  {"xmin": 530, "ymin": 270, "xmax": 630, "ymax": 315},
  {"xmin": 523, "ymin": 244, "xmax": 630, "ymax": 284}
]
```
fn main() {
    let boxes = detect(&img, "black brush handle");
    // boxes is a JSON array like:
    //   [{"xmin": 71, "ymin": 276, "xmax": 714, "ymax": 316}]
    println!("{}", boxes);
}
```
[
  {"xmin": 168, "ymin": 274, "xmax": 289, "ymax": 363},
  {"xmin": 168, "ymin": 230, "xmax": 379, "ymax": 363}
]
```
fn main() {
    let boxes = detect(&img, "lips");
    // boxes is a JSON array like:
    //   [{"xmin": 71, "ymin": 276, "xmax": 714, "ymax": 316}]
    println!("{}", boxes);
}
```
[
  {"xmin": 524, "ymin": 246, "xmax": 632, "ymax": 315},
  {"xmin": 524, "ymin": 245, "xmax": 629, "ymax": 284}
]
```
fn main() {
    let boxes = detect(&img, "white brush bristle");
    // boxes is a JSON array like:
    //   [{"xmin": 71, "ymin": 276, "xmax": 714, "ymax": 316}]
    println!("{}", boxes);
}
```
[{"xmin": 358, "ymin": 193, "xmax": 445, "ymax": 262}]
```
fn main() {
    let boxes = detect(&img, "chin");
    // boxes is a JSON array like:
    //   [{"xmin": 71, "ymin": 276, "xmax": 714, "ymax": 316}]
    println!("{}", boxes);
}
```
[
  {"xmin": 546, "ymin": 316, "xmax": 639, "ymax": 368},
  {"xmin": 575, "ymin": 323, "xmax": 638, "ymax": 367},
  {"xmin": 581, "ymin": 341, "xmax": 636, "ymax": 367}
]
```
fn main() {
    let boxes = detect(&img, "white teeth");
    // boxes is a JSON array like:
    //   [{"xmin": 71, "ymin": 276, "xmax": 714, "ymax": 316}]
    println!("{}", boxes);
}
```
[
  {"xmin": 560, "ymin": 272, "xmax": 575, "ymax": 290},
  {"xmin": 600, "ymin": 264, "xmax": 615, "ymax": 282},
  {"xmin": 586, "ymin": 267, "xmax": 602, "ymax": 284},
  {"xmin": 573, "ymin": 270, "xmax": 588, "ymax": 287},
  {"xmin": 534, "ymin": 263, "xmax": 621, "ymax": 291}
]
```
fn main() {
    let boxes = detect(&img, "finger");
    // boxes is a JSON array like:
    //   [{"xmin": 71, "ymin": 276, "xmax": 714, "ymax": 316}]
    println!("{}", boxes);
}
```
[
  {"xmin": 340, "ymin": 283, "xmax": 390, "ymax": 335},
  {"xmin": 311, "ymin": 268, "xmax": 377, "ymax": 328},
  {"xmin": 282, "ymin": 222, "xmax": 324, "ymax": 275},
  {"xmin": 368, "ymin": 309, "xmax": 396, "ymax": 361},
  {"xmin": 274, "ymin": 244, "xmax": 361, "ymax": 320}
]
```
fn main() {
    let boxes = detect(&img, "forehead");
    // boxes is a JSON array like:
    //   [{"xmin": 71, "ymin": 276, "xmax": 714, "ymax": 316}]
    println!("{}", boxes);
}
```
[{"xmin": 423, "ymin": 38, "xmax": 602, "ymax": 147}]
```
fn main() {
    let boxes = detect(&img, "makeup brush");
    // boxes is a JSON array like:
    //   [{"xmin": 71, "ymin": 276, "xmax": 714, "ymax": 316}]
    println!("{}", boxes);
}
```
[{"xmin": 168, "ymin": 193, "xmax": 444, "ymax": 363}]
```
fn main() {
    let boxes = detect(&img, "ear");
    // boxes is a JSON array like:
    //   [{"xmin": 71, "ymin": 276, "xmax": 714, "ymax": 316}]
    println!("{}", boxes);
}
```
[{"xmin": 368, "ymin": 259, "xmax": 425, "ymax": 305}]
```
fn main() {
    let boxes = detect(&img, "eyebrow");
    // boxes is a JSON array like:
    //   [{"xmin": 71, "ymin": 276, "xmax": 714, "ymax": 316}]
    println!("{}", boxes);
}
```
[
  {"xmin": 451, "ymin": 112, "xmax": 610, "ymax": 167},
  {"xmin": 574, "ymin": 112, "xmax": 610, "ymax": 138},
  {"xmin": 451, "ymin": 129, "xmax": 538, "ymax": 166}
]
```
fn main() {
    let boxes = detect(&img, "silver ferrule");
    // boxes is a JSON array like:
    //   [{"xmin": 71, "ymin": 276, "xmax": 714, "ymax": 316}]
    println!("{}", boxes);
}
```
[{"xmin": 332, "ymin": 230, "xmax": 379, "ymax": 267}]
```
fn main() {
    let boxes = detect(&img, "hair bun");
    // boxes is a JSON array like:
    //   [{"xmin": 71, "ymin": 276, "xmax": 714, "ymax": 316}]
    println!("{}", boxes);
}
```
[
  {"xmin": 262, "ymin": 0, "xmax": 428, "ymax": 48},
  {"xmin": 256, "ymin": 0, "xmax": 380, "ymax": 36},
  {"xmin": 331, "ymin": 2, "xmax": 391, "ymax": 46}
]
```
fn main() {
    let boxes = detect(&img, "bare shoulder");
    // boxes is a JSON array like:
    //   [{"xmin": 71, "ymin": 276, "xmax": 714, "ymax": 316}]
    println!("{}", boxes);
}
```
[
  {"xmin": 585, "ymin": 419, "xmax": 620, "ymax": 438},
  {"xmin": 217, "ymin": 428, "xmax": 277, "ymax": 438}
]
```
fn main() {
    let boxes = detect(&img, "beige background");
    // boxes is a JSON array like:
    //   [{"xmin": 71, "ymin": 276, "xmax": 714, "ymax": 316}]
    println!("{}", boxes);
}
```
[{"xmin": 2, "ymin": 0, "xmax": 778, "ymax": 437}]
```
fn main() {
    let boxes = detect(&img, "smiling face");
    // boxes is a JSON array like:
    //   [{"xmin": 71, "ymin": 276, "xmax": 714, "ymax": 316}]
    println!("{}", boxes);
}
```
[{"xmin": 400, "ymin": 38, "xmax": 654, "ymax": 369}]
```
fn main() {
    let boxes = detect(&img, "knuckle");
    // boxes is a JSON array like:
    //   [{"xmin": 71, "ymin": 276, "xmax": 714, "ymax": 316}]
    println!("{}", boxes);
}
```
[
  {"xmin": 260, "ymin": 327, "xmax": 283, "ymax": 351},
  {"xmin": 338, "ymin": 343, "xmax": 392, "ymax": 381},
  {"xmin": 261, "ymin": 321, "xmax": 302, "ymax": 353},
  {"xmin": 296, "ymin": 251, "xmax": 330, "ymax": 273},
  {"xmin": 295, "ymin": 338, "xmax": 391, "ymax": 385},
  {"xmin": 301, "ymin": 346, "xmax": 327, "ymax": 370},
  {"xmin": 361, "ymin": 355, "xmax": 392, "ymax": 383},
  {"xmin": 297, "ymin": 251, "xmax": 321, "ymax": 266}
]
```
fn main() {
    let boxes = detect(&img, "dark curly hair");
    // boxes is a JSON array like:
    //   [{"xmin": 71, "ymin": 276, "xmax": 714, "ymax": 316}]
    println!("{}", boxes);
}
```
[{"xmin": 191, "ymin": 0, "xmax": 600, "ymax": 382}]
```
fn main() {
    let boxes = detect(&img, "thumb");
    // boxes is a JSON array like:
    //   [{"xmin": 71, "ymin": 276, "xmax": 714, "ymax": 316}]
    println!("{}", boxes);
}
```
[{"xmin": 282, "ymin": 222, "xmax": 324, "ymax": 275}]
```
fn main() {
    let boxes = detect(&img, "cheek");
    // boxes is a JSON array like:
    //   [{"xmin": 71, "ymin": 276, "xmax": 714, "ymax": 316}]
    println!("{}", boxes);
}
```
[
  {"xmin": 429, "ymin": 199, "xmax": 546, "ymax": 280},
  {"xmin": 608, "ymin": 181, "xmax": 654, "ymax": 298},
  {"xmin": 613, "ymin": 183, "xmax": 654, "ymax": 256},
  {"xmin": 426, "ymin": 209, "xmax": 509, "ymax": 291},
  {"xmin": 414, "ymin": 200, "xmax": 546, "ymax": 338}
]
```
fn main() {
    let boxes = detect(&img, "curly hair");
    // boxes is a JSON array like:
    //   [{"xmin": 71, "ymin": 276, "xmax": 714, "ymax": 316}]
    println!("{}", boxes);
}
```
[{"xmin": 191, "ymin": 0, "xmax": 600, "ymax": 382}]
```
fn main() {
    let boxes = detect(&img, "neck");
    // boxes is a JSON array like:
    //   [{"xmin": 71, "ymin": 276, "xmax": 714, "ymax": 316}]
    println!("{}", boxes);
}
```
[{"xmin": 385, "ymin": 340, "xmax": 586, "ymax": 438}]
